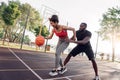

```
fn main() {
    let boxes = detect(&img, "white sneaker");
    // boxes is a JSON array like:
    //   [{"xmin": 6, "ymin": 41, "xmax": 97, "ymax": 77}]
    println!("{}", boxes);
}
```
[
  {"xmin": 49, "ymin": 69, "xmax": 58, "ymax": 76},
  {"xmin": 93, "ymin": 76, "xmax": 101, "ymax": 80},
  {"xmin": 59, "ymin": 67, "xmax": 67, "ymax": 74}
]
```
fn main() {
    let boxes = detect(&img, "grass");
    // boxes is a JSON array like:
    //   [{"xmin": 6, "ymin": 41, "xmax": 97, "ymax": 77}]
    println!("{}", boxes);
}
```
[{"xmin": 0, "ymin": 40, "xmax": 43, "ymax": 52}]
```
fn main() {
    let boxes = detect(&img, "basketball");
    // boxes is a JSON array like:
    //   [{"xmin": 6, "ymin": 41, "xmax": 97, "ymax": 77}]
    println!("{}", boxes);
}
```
[{"xmin": 35, "ymin": 35, "xmax": 45, "ymax": 46}]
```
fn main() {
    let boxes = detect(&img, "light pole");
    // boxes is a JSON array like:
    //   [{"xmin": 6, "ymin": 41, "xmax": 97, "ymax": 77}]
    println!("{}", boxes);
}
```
[
  {"xmin": 20, "ymin": 7, "xmax": 30, "ymax": 49},
  {"xmin": 95, "ymin": 31, "xmax": 100, "ymax": 58}
]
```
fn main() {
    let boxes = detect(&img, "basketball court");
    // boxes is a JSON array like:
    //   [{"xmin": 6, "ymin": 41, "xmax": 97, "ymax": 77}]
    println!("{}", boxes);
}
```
[{"xmin": 0, "ymin": 47, "xmax": 120, "ymax": 80}]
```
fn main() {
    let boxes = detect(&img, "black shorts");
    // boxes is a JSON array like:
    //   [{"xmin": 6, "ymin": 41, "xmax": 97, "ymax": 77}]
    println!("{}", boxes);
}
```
[{"xmin": 69, "ymin": 45, "xmax": 95, "ymax": 60}]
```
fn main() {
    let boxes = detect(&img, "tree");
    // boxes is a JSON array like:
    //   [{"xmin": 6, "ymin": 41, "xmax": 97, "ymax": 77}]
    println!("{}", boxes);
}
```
[
  {"xmin": 0, "ymin": 2, "xmax": 7, "ymax": 38},
  {"xmin": 23, "ymin": 35, "xmax": 31, "ymax": 45},
  {"xmin": 15, "ymin": 3, "xmax": 42, "ymax": 43},
  {"xmin": 41, "ymin": 25, "xmax": 50, "ymax": 37},
  {"xmin": 2, "ymin": 1, "xmax": 21, "ymax": 44},
  {"xmin": 0, "ymin": 1, "xmax": 43, "ymax": 44},
  {"xmin": 99, "ymin": 6, "xmax": 120, "ymax": 61},
  {"xmin": 19, "ymin": 3, "xmax": 42, "ymax": 32},
  {"xmin": 0, "ymin": 32, "xmax": 3, "ymax": 39},
  {"xmin": 2, "ymin": 1, "xmax": 20, "ymax": 25},
  {"xmin": 34, "ymin": 25, "xmax": 50, "ymax": 37}
]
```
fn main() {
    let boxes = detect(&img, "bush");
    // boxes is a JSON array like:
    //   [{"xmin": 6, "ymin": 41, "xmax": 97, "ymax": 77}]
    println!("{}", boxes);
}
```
[{"xmin": 0, "ymin": 32, "xmax": 3, "ymax": 39}]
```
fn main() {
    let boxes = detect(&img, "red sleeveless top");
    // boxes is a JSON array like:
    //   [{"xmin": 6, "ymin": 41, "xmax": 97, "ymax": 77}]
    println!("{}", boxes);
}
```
[{"xmin": 53, "ymin": 29, "xmax": 68, "ymax": 38}]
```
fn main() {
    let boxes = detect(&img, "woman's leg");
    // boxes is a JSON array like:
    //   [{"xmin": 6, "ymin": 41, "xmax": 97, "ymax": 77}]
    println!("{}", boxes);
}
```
[{"xmin": 55, "ymin": 41, "xmax": 69, "ymax": 68}]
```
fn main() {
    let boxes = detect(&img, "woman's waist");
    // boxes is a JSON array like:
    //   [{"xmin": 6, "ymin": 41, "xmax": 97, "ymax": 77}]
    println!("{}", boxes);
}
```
[{"xmin": 59, "ymin": 36, "xmax": 68, "ymax": 40}]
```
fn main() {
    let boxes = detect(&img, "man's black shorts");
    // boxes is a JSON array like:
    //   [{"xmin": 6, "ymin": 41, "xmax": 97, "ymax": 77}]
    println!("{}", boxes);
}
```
[{"xmin": 69, "ymin": 45, "xmax": 95, "ymax": 60}]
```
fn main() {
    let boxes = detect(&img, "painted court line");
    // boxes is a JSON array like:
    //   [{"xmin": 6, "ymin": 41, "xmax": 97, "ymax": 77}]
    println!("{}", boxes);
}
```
[
  {"xmin": 0, "ymin": 68, "xmax": 51, "ymax": 72},
  {"xmin": 0, "ymin": 69, "xmax": 29, "ymax": 72},
  {"xmin": 8, "ymin": 48, "xmax": 43, "ymax": 80},
  {"xmin": 65, "ymin": 77, "xmax": 72, "ymax": 80},
  {"xmin": 44, "ymin": 72, "xmax": 92, "ymax": 80},
  {"xmin": 0, "ymin": 59, "xmax": 18, "ymax": 61}
]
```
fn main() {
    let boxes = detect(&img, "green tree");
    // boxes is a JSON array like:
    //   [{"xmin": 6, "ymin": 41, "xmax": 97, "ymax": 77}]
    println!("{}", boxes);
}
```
[
  {"xmin": 99, "ymin": 6, "xmax": 120, "ymax": 61},
  {"xmin": 14, "ymin": 3, "xmax": 42, "ymax": 43},
  {"xmin": 19, "ymin": 3, "xmax": 41, "ymax": 32},
  {"xmin": 0, "ymin": 0, "xmax": 44, "ymax": 46},
  {"xmin": 2, "ymin": 1, "xmax": 20, "ymax": 25},
  {"xmin": 34, "ymin": 26, "xmax": 40, "ymax": 36},
  {"xmin": 34, "ymin": 25, "xmax": 50, "ymax": 37},
  {"xmin": 0, "ymin": 1, "xmax": 43, "ymax": 43},
  {"xmin": 0, "ymin": 32, "xmax": 3, "ymax": 39},
  {"xmin": 23, "ymin": 35, "xmax": 31, "ymax": 45},
  {"xmin": 0, "ymin": 2, "xmax": 7, "ymax": 35},
  {"xmin": 41, "ymin": 25, "xmax": 50, "ymax": 37},
  {"xmin": 2, "ymin": 1, "xmax": 21, "ymax": 44}
]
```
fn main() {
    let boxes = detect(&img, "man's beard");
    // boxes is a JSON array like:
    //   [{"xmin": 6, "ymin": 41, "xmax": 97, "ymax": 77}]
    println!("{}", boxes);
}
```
[{"xmin": 80, "ymin": 28, "xmax": 86, "ymax": 31}]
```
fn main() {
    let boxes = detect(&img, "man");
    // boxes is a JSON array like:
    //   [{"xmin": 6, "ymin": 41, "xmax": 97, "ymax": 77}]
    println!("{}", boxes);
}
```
[{"xmin": 60, "ymin": 23, "xmax": 100, "ymax": 80}]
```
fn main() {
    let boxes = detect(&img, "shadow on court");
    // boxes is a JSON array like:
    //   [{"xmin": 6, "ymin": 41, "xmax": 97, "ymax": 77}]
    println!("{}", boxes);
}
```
[{"xmin": 0, "ymin": 47, "xmax": 120, "ymax": 80}]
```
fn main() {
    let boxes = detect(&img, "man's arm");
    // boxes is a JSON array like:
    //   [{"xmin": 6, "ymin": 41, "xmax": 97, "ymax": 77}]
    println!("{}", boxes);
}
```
[{"xmin": 70, "ymin": 36, "xmax": 91, "ymax": 44}]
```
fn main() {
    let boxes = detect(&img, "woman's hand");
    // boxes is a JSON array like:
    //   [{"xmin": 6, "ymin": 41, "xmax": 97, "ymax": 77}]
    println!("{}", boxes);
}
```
[{"xmin": 44, "ymin": 37, "xmax": 48, "ymax": 39}]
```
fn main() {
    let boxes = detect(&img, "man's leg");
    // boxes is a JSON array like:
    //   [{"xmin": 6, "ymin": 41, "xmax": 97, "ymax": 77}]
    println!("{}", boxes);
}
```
[
  {"xmin": 91, "ymin": 59, "xmax": 101, "ymax": 80},
  {"xmin": 64, "ymin": 54, "xmax": 72, "ymax": 66},
  {"xmin": 91, "ymin": 59, "xmax": 98, "ymax": 76},
  {"xmin": 59, "ymin": 46, "xmax": 82, "ymax": 74},
  {"xmin": 64, "ymin": 45, "xmax": 81, "ymax": 66},
  {"xmin": 85, "ymin": 48, "xmax": 100, "ymax": 80}
]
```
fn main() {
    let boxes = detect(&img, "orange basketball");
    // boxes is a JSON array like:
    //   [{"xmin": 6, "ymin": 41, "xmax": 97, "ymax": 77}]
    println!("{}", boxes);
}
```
[{"xmin": 35, "ymin": 35, "xmax": 45, "ymax": 46}]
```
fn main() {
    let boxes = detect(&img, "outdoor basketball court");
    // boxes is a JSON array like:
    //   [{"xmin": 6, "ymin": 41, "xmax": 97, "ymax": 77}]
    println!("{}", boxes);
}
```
[{"xmin": 0, "ymin": 47, "xmax": 120, "ymax": 80}]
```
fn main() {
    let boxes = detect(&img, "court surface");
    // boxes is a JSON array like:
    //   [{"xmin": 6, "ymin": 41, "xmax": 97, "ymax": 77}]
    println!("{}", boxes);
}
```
[{"xmin": 0, "ymin": 47, "xmax": 120, "ymax": 80}]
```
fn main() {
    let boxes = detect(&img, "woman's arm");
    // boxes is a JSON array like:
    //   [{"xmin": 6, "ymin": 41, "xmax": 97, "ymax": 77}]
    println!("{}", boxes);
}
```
[
  {"xmin": 62, "ymin": 26, "xmax": 76, "ymax": 40},
  {"xmin": 45, "ymin": 29, "xmax": 54, "ymax": 39}
]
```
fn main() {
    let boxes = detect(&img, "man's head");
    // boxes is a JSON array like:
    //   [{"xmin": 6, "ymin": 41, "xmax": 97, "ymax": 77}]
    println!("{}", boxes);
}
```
[{"xmin": 79, "ymin": 23, "xmax": 87, "ymax": 31}]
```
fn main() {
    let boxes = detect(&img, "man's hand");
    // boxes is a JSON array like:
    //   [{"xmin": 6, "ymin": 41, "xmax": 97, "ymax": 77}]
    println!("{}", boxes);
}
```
[
  {"xmin": 65, "ymin": 39, "xmax": 76, "ymax": 43},
  {"xmin": 70, "ymin": 36, "xmax": 76, "ymax": 41}
]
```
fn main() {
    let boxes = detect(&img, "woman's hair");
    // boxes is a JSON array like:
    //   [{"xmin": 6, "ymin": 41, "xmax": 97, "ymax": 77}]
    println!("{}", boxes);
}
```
[{"xmin": 49, "ymin": 15, "xmax": 59, "ymax": 23}]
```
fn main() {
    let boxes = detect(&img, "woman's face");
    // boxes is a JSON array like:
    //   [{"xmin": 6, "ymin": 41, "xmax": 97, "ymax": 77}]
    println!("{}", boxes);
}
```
[{"xmin": 50, "ymin": 21, "xmax": 58, "ymax": 28}]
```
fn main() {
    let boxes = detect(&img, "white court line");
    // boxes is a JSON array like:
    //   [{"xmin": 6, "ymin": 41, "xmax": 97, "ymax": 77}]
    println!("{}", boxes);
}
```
[
  {"xmin": 8, "ymin": 48, "xmax": 43, "ymax": 80},
  {"xmin": 0, "ymin": 69, "xmax": 29, "ymax": 72},
  {"xmin": 65, "ymin": 77, "xmax": 72, "ymax": 80},
  {"xmin": 0, "ymin": 59, "xmax": 18, "ymax": 61},
  {"xmin": 44, "ymin": 72, "xmax": 93, "ymax": 80},
  {"xmin": 0, "ymin": 68, "xmax": 51, "ymax": 72}
]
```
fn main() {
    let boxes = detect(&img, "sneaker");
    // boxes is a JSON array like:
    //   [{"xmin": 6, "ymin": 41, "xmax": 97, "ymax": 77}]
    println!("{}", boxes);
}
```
[
  {"xmin": 93, "ymin": 76, "xmax": 101, "ymax": 80},
  {"xmin": 49, "ymin": 69, "xmax": 58, "ymax": 76},
  {"xmin": 59, "ymin": 67, "xmax": 67, "ymax": 74}
]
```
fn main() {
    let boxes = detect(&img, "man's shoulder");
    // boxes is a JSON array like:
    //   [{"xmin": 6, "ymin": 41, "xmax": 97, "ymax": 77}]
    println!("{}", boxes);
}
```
[
  {"xmin": 76, "ymin": 30, "xmax": 79, "ymax": 32},
  {"xmin": 85, "ymin": 30, "xmax": 91, "ymax": 34},
  {"xmin": 85, "ymin": 30, "xmax": 92, "ymax": 37},
  {"xmin": 76, "ymin": 30, "xmax": 80, "ymax": 33},
  {"xmin": 76, "ymin": 30, "xmax": 91, "ymax": 34}
]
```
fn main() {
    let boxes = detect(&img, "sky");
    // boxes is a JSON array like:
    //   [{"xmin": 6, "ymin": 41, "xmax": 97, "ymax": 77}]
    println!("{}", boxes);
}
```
[{"xmin": 1, "ymin": 0, "xmax": 120, "ymax": 56}]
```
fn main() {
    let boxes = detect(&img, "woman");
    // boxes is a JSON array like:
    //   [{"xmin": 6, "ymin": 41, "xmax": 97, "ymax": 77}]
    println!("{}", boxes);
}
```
[{"xmin": 45, "ymin": 15, "xmax": 76, "ymax": 76}]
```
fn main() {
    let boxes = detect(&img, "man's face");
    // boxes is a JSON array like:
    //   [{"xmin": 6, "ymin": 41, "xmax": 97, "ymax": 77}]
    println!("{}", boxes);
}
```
[{"xmin": 79, "ymin": 24, "xmax": 86, "ymax": 31}]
